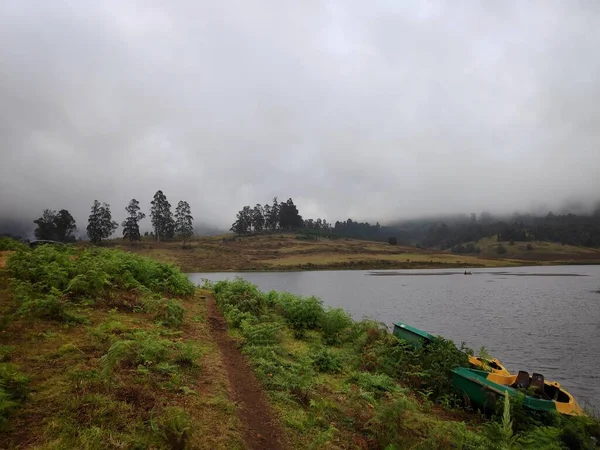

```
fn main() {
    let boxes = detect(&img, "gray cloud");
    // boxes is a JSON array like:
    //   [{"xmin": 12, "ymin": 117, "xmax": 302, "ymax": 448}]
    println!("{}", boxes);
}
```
[{"xmin": 1, "ymin": 0, "xmax": 599, "ymax": 235}]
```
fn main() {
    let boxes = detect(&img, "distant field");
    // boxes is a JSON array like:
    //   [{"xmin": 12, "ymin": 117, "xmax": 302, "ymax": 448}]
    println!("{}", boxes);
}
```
[{"xmin": 103, "ymin": 234, "xmax": 600, "ymax": 272}]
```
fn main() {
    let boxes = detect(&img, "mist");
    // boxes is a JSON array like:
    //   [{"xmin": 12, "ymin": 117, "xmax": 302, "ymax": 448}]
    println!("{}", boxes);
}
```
[{"xmin": 1, "ymin": 1, "xmax": 600, "ymax": 237}]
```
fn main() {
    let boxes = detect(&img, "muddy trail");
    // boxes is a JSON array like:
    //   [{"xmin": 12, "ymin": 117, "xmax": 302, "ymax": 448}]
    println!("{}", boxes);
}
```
[{"xmin": 206, "ymin": 296, "xmax": 286, "ymax": 450}]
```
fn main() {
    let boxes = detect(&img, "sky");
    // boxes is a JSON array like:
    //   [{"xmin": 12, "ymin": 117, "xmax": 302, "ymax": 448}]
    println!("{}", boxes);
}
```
[{"xmin": 1, "ymin": 0, "xmax": 599, "ymax": 236}]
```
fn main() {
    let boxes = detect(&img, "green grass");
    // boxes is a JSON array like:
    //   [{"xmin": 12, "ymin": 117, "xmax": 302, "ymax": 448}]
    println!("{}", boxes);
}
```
[
  {"xmin": 210, "ymin": 278, "xmax": 600, "ymax": 449},
  {"xmin": 0, "ymin": 247, "xmax": 244, "ymax": 449}
]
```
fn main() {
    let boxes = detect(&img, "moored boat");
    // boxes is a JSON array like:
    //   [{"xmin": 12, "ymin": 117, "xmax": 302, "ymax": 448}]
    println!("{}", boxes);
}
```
[
  {"xmin": 393, "ymin": 321, "xmax": 510, "ymax": 375},
  {"xmin": 468, "ymin": 355, "xmax": 511, "ymax": 376},
  {"xmin": 452, "ymin": 367, "xmax": 583, "ymax": 416}
]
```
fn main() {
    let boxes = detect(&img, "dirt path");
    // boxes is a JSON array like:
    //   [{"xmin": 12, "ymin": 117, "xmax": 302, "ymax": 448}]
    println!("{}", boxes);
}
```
[{"xmin": 206, "ymin": 296, "xmax": 286, "ymax": 450}]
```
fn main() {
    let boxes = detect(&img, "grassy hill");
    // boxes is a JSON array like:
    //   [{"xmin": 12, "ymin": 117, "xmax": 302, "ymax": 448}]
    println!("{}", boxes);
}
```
[
  {"xmin": 105, "ymin": 233, "xmax": 600, "ymax": 272},
  {"xmin": 0, "ymin": 246, "xmax": 598, "ymax": 449}
]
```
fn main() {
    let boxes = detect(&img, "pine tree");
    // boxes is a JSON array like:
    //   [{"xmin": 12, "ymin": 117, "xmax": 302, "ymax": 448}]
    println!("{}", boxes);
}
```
[
  {"xmin": 87, "ymin": 200, "xmax": 117, "ymax": 245},
  {"xmin": 150, "ymin": 190, "xmax": 174, "ymax": 242},
  {"xmin": 174, "ymin": 200, "xmax": 194, "ymax": 246},
  {"xmin": 122, "ymin": 199, "xmax": 146, "ymax": 243}
]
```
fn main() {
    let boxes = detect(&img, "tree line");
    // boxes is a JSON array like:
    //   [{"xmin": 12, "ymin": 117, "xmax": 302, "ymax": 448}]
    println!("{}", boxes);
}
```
[
  {"xmin": 32, "ymin": 190, "xmax": 194, "ymax": 245},
  {"xmin": 230, "ymin": 197, "xmax": 332, "ymax": 234},
  {"xmin": 417, "ymin": 210, "xmax": 600, "ymax": 250}
]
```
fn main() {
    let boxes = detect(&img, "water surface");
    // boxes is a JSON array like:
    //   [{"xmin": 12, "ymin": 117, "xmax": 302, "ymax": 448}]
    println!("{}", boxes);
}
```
[{"xmin": 188, "ymin": 265, "xmax": 600, "ymax": 410}]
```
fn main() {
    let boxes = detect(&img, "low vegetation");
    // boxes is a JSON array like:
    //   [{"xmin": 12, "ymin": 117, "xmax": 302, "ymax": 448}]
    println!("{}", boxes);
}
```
[
  {"xmin": 210, "ymin": 278, "xmax": 600, "ymax": 449},
  {"xmin": 112, "ymin": 232, "xmax": 600, "ymax": 273},
  {"xmin": 1, "ymin": 244, "xmax": 598, "ymax": 449},
  {"xmin": 0, "ymin": 245, "xmax": 243, "ymax": 449}
]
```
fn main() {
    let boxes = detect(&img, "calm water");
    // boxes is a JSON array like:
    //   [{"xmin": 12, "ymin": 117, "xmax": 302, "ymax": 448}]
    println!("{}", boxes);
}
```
[{"xmin": 188, "ymin": 266, "xmax": 600, "ymax": 410}]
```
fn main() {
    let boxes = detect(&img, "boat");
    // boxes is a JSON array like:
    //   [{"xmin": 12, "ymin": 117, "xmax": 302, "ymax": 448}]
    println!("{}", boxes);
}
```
[
  {"xmin": 392, "ymin": 321, "xmax": 435, "ymax": 347},
  {"xmin": 464, "ymin": 271, "xmax": 472, "ymax": 275},
  {"xmin": 393, "ymin": 321, "xmax": 510, "ymax": 375},
  {"xmin": 468, "ymin": 356, "xmax": 511, "ymax": 376},
  {"xmin": 452, "ymin": 367, "xmax": 583, "ymax": 416}
]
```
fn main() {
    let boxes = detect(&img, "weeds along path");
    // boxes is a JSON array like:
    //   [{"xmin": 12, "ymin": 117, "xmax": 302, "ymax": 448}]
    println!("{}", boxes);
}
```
[{"xmin": 206, "ymin": 295, "xmax": 286, "ymax": 450}]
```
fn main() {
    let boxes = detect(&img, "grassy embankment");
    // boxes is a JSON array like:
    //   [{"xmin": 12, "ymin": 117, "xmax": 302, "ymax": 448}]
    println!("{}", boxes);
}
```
[
  {"xmin": 208, "ymin": 277, "xmax": 600, "ymax": 449},
  {"xmin": 108, "ymin": 233, "xmax": 600, "ymax": 272},
  {"xmin": 0, "ymin": 240, "xmax": 244, "ymax": 449},
  {"xmin": 1, "ymin": 238, "xmax": 598, "ymax": 449}
]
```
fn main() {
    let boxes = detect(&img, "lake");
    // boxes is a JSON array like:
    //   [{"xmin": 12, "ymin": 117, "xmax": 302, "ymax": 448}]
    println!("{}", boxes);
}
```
[{"xmin": 187, "ymin": 265, "xmax": 600, "ymax": 411}]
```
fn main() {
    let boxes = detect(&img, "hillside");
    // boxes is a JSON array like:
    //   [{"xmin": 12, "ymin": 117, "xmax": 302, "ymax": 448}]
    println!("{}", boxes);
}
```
[
  {"xmin": 107, "ymin": 234, "xmax": 600, "ymax": 272},
  {"xmin": 1, "ymin": 247, "xmax": 598, "ymax": 449}
]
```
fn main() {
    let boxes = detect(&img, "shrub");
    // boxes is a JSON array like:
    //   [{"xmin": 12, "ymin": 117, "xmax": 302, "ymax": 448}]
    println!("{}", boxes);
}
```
[
  {"xmin": 276, "ymin": 293, "xmax": 323, "ymax": 338},
  {"xmin": 0, "ymin": 237, "xmax": 27, "ymax": 251},
  {"xmin": 7, "ymin": 247, "xmax": 195, "ymax": 323},
  {"xmin": 213, "ymin": 278, "xmax": 265, "ymax": 316},
  {"xmin": 320, "ymin": 308, "xmax": 353, "ymax": 345},
  {"xmin": 347, "ymin": 372, "xmax": 401, "ymax": 399},
  {"xmin": 222, "ymin": 304, "xmax": 256, "ymax": 329},
  {"xmin": 241, "ymin": 322, "xmax": 282, "ymax": 346},
  {"xmin": 310, "ymin": 347, "xmax": 343, "ymax": 373},
  {"xmin": 154, "ymin": 299, "xmax": 185, "ymax": 328},
  {"xmin": 100, "ymin": 332, "xmax": 198, "ymax": 377},
  {"xmin": 365, "ymin": 395, "xmax": 418, "ymax": 446},
  {"xmin": 173, "ymin": 342, "xmax": 202, "ymax": 368},
  {"xmin": 154, "ymin": 406, "xmax": 191, "ymax": 450},
  {"xmin": 0, "ymin": 363, "xmax": 29, "ymax": 429},
  {"xmin": 496, "ymin": 244, "xmax": 508, "ymax": 255}
]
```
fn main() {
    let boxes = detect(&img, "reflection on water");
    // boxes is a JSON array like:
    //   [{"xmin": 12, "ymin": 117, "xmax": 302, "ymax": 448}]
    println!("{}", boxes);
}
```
[{"xmin": 188, "ymin": 265, "xmax": 600, "ymax": 410}]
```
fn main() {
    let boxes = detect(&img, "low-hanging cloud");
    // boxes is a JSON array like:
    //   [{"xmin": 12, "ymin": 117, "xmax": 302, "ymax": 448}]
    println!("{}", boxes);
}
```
[{"xmin": 1, "ymin": 0, "xmax": 599, "ymax": 236}]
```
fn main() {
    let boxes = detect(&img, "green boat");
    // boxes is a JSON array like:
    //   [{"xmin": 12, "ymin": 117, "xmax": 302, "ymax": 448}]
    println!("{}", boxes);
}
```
[
  {"xmin": 392, "ymin": 321, "xmax": 435, "ymax": 347},
  {"xmin": 452, "ymin": 367, "xmax": 583, "ymax": 416}
]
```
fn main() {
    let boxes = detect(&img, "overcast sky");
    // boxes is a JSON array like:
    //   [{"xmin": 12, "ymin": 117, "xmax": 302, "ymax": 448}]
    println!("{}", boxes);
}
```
[{"xmin": 1, "ymin": 1, "xmax": 599, "ymax": 234}]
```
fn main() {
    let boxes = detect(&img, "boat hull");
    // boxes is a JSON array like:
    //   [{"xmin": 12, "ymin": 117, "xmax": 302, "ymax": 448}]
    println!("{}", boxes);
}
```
[{"xmin": 452, "ymin": 367, "xmax": 583, "ymax": 416}]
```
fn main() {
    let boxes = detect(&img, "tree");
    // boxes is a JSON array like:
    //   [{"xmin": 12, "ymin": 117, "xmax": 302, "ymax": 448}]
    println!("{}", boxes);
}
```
[
  {"xmin": 150, "ymin": 190, "xmax": 175, "ymax": 241},
  {"xmin": 174, "ymin": 200, "xmax": 194, "ymax": 246},
  {"xmin": 252, "ymin": 204, "xmax": 265, "ymax": 232},
  {"xmin": 33, "ymin": 209, "xmax": 76, "ymax": 242},
  {"xmin": 279, "ymin": 198, "xmax": 303, "ymax": 230},
  {"xmin": 266, "ymin": 197, "xmax": 280, "ymax": 231},
  {"xmin": 87, "ymin": 200, "xmax": 117, "ymax": 245},
  {"xmin": 34, "ymin": 209, "xmax": 58, "ymax": 240},
  {"xmin": 122, "ymin": 199, "xmax": 146, "ymax": 243},
  {"xmin": 231, "ymin": 206, "xmax": 252, "ymax": 235},
  {"xmin": 388, "ymin": 236, "xmax": 398, "ymax": 245}
]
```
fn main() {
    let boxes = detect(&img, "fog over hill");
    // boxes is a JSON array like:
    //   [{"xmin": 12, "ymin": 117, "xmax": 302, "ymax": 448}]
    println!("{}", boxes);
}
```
[{"xmin": 1, "ymin": 1, "xmax": 600, "ymax": 238}]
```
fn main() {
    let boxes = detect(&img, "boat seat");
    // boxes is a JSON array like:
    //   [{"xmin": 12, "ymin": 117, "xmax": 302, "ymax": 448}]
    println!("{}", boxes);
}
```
[
  {"xmin": 531, "ymin": 373, "xmax": 551, "ymax": 399},
  {"xmin": 513, "ymin": 370, "xmax": 530, "ymax": 389}
]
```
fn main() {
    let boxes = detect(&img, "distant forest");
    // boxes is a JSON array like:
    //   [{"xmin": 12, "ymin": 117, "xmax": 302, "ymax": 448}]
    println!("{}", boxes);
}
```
[
  {"xmin": 231, "ymin": 198, "xmax": 600, "ymax": 249},
  {"xmin": 3, "ymin": 197, "xmax": 600, "ymax": 250}
]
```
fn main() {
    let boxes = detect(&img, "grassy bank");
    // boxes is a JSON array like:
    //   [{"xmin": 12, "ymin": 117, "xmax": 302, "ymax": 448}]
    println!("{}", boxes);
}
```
[
  {"xmin": 0, "ymin": 245, "xmax": 243, "ymax": 449},
  {"xmin": 1, "ymin": 245, "xmax": 599, "ymax": 449},
  {"xmin": 107, "ymin": 234, "xmax": 600, "ymax": 272},
  {"xmin": 209, "ymin": 278, "xmax": 600, "ymax": 449}
]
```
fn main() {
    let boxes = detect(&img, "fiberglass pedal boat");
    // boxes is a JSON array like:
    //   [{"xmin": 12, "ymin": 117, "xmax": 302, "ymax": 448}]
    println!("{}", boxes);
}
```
[{"xmin": 452, "ymin": 367, "xmax": 584, "ymax": 416}]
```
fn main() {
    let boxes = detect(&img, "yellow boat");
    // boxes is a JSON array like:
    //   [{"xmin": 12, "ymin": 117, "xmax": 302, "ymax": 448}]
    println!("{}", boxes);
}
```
[
  {"xmin": 481, "ymin": 370, "xmax": 584, "ymax": 416},
  {"xmin": 468, "ymin": 356, "xmax": 511, "ymax": 376}
]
